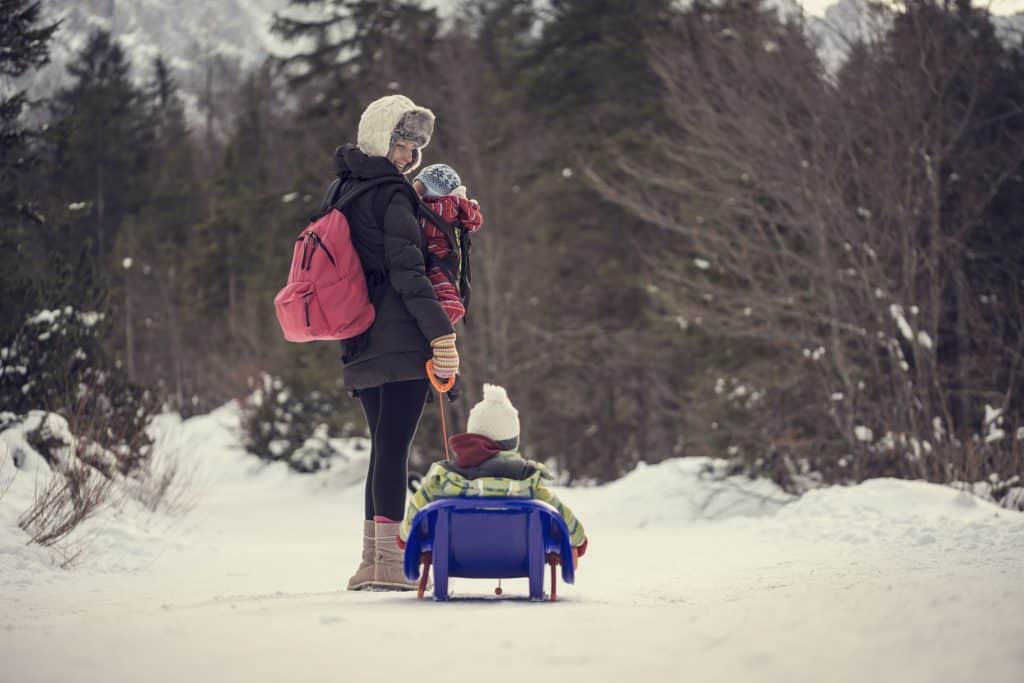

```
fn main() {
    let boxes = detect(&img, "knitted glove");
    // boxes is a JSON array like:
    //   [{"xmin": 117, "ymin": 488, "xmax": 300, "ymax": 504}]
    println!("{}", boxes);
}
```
[{"xmin": 429, "ymin": 333, "xmax": 459, "ymax": 378}]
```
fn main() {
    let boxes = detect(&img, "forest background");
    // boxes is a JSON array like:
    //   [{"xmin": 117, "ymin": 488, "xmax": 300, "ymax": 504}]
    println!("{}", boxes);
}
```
[{"xmin": 2, "ymin": 0, "xmax": 1022, "ymax": 508}]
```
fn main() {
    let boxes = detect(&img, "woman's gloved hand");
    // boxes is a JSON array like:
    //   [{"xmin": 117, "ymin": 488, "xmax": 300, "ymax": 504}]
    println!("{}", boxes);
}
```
[
  {"xmin": 429, "ymin": 333, "xmax": 459, "ymax": 378},
  {"xmin": 446, "ymin": 375, "xmax": 461, "ymax": 402}
]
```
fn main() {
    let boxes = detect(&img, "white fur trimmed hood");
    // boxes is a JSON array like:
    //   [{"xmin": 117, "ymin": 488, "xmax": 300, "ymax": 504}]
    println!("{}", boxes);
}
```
[{"xmin": 356, "ymin": 95, "xmax": 435, "ymax": 173}]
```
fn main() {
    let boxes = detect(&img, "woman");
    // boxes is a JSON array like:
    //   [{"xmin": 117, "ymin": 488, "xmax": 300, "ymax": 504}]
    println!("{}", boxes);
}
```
[{"xmin": 336, "ymin": 95, "xmax": 459, "ymax": 591}]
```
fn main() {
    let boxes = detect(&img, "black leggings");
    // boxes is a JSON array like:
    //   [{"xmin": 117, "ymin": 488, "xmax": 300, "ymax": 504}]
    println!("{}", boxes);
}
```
[{"xmin": 358, "ymin": 378, "xmax": 429, "ymax": 521}]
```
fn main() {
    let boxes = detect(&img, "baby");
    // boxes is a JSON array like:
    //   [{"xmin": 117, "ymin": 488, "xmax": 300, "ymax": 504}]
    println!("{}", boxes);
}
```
[{"xmin": 412, "ymin": 164, "xmax": 483, "ymax": 326}]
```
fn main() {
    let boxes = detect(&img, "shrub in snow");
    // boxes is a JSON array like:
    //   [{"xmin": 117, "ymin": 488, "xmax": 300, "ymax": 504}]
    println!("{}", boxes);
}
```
[
  {"xmin": 959, "ymin": 476, "xmax": 1024, "ymax": 512},
  {"xmin": 240, "ymin": 374, "xmax": 356, "ymax": 473},
  {"xmin": 17, "ymin": 441, "xmax": 111, "ymax": 550},
  {"xmin": 289, "ymin": 425, "xmax": 337, "ymax": 473},
  {"xmin": 0, "ymin": 307, "xmax": 158, "ymax": 475},
  {"xmin": 1, "ymin": 411, "xmax": 115, "ymax": 552},
  {"xmin": 0, "ymin": 309, "xmax": 164, "ymax": 550}
]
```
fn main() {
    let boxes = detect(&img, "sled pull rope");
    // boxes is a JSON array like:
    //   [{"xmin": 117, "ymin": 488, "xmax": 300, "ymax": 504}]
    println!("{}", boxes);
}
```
[
  {"xmin": 418, "ymin": 552, "xmax": 432, "ymax": 600},
  {"xmin": 425, "ymin": 361, "xmax": 456, "ymax": 461}
]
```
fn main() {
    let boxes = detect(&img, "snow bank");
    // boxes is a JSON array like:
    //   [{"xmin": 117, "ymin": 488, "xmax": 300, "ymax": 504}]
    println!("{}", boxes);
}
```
[
  {"xmin": 769, "ymin": 477, "xmax": 1024, "ymax": 554},
  {"xmin": 0, "ymin": 401, "xmax": 373, "ymax": 576},
  {"xmin": 779, "ymin": 477, "xmax": 1006, "ymax": 522},
  {"xmin": 569, "ymin": 457, "xmax": 794, "ymax": 529},
  {"xmin": 0, "ymin": 413, "xmax": 176, "ymax": 578},
  {"xmin": 4, "ymin": 400, "xmax": 1021, "ymax": 581},
  {"xmin": 148, "ymin": 403, "xmax": 276, "ymax": 489},
  {"xmin": 148, "ymin": 402, "xmax": 370, "ymax": 493}
]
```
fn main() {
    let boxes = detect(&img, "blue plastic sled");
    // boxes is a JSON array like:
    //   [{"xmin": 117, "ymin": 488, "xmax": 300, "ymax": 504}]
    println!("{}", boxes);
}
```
[{"xmin": 402, "ymin": 498, "xmax": 576, "ymax": 602}]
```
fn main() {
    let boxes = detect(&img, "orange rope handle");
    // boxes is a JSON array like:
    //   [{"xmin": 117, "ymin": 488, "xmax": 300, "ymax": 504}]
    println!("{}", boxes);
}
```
[
  {"xmin": 425, "ymin": 361, "xmax": 456, "ymax": 461},
  {"xmin": 425, "ymin": 360, "xmax": 456, "ymax": 393}
]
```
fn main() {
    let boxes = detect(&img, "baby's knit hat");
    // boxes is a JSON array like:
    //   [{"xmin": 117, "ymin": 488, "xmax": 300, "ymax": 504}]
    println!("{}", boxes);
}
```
[
  {"xmin": 415, "ymin": 164, "xmax": 461, "ymax": 199},
  {"xmin": 466, "ymin": 384, "xmax": 520, "ymax": 448}
]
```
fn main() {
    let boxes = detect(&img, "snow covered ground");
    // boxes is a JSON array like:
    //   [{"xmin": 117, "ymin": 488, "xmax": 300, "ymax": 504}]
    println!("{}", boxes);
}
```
[{"xmin": 2, "ymin": 404, "xmax": 1023, "ymax": 683}]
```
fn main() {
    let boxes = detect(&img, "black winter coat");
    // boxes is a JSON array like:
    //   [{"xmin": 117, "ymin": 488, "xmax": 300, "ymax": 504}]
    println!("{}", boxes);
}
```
[{"xmin": 333, "ymin": 145, "xmax": 454, "ymax": 391}]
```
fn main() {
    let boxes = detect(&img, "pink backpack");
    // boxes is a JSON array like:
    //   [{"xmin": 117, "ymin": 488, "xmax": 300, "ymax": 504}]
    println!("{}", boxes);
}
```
[{"xmin": 275, "ymin": 177, "xmax": 403, "ymax": 342}]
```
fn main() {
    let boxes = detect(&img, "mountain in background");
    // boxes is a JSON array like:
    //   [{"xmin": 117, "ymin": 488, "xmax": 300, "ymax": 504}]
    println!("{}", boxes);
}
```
[
  {"xmin": 22, "ymin": 0, "xmax": 467, "ymax": 128},
  {"xmin": 25, "ymin": 0, "xmax": 287, "ymax": 126},
  {"xmin": 21, "ymin": 0, "xmax": 1024, "ymax": 120},
  {"xmin": 808, "ymin": 0, "xmax": 1024, "ymax": 73},
  {"xmin": 808, "ymin": 0, "xmax": 886, "ymax": 73},
  {"xmin": 993, "ymin": 7, "xmax": 1024, "ymax": 43}
]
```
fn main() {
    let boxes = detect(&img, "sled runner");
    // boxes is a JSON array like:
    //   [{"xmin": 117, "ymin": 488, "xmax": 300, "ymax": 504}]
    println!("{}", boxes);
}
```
[{"xmin": 402, "ymin": 497, "xmax": 576, "ymax": 602}]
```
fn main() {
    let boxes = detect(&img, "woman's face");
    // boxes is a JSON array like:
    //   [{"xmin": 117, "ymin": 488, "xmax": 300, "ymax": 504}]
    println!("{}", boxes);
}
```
[{"xmin": 388, "ymin": 139, "xmax": 417, "ymax": 172}]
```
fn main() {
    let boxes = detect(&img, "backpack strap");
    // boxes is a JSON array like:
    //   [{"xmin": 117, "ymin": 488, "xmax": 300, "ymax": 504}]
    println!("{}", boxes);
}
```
[
  {"xmin": 371, "ymin": 182, "xmax": 418, "ymax": 233},
  {"xmin": 312, "ymin": 175, "xmax": 412, "ymax": 222},
  {"xmin": 317, "ymin": 177, "xmax": 344, "ymax": 215},
  {"xmin": 334, "ymin": 176, "xmax": 412, "ymax": 214}
]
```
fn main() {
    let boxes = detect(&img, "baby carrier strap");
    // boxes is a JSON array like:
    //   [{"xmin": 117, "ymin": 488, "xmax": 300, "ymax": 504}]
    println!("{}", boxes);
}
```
[{"xmin": 417, "ymin": 198, "xmax": 473, "ymax": 320}]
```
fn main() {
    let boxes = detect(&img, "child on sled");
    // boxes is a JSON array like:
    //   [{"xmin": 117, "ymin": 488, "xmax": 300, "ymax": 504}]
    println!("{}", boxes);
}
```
[{"xmin": 397, "ymin": 384, "xmax": 588, "ymax": 563}]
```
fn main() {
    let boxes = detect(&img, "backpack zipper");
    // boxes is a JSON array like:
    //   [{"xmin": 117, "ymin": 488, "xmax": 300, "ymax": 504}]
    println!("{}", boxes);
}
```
[
  {"xmin": 299, "ymin": 231, "xmax": 336, "ymax": 271},
  {"xmin": 309, "ymin": 232, "xmax": 336, "ymax": 267}
]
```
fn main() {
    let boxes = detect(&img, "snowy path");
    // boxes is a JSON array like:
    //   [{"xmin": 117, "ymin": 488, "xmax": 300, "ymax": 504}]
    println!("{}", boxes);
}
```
[{"xmin": 2, "ymin": 407, "xmax": 1023, "ymax": 683}]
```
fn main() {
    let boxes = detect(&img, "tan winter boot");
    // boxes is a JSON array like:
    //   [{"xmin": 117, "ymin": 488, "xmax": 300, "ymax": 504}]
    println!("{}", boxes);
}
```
[
  {"xmin": 346, "ymin": 520, "xmax": 376, "ymax": 591},
  {"xmin": 372, "ymin": 520, "xmax": 418, "ymax": 591}
]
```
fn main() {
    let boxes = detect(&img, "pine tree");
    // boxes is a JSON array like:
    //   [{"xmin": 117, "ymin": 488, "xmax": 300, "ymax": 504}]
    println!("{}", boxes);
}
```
[
  {"xmin": 110, "ymin": 56, "xmax": 200, "ymax": 404},
  {"xmin": 0, "ymin": 0, "xmax": 58, "ymax": 179},
  {"xmin": 148, "ymin": 57, "xmax": 186, "ymax": 140},
  {"xmin": 272, "ymin": 0, "xmax": 441, "ymax": 121},
  {"xmin": 525, "ymin": 0, "xmax": 670, "ymax": 129},
  {"xmin": 470, "ymin": 0, "xmax": 536, "ymax": 79},
  {"xmin": 0, "ymin": 0, "xmax": 59, "ymax": 179},
  {"xmin": 504, "ymin": 0, "xmax": 679, "ymax": 479},
  {"xmin": 50, "ymin": 30, "xmax": 152, "ymax": 273},
  {"xmin": 0, "ymin": 0, "xmax": 59, "ymax": 342}
]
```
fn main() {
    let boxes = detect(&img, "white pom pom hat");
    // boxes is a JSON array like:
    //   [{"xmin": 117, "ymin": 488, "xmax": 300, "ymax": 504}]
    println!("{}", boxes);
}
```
[{"xmin": 466, "ymin": 384, "xmax": 520, "ymax": 444}]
